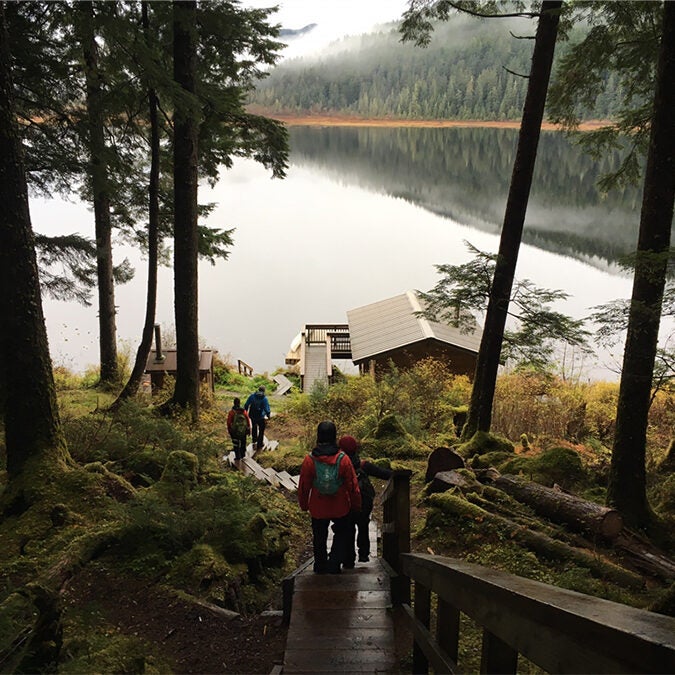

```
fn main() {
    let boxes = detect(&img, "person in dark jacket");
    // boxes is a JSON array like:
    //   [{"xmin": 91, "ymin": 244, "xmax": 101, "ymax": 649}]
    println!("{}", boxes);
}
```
[
  {"xmin": 244, "ymin": 385, "xmax": 271, "ymax": 450},
  {"xmin": 226, "ymin": 397, "xmax": 250, "ymax": 461},
  {"xmin": 338, "ymin": 435, "xmax": 392, "ymax": 566},
  {"xmin": 298, "ymin": 421, "xmax": 362, "ymax": 574}
]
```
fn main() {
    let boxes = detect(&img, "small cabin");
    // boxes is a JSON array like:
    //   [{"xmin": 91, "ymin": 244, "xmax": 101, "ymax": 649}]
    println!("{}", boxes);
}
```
[
  {"xmin": 346, "ymin": 291, "xmax": 481, "ymax": 379},
  {"xmin": 144, "ymin": 325, "xmax": 217, "ymax": 392}
]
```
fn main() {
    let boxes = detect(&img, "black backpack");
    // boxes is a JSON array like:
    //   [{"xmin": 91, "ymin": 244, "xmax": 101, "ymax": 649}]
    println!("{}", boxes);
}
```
[{"xmin": 356, "ymin": 468, "xmax": 376, "ymax": 512}]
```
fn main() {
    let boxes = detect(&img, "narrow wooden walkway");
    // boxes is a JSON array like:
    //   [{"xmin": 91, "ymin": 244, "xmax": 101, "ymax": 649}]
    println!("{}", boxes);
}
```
[{"xmin": 283, "ymin": 523, "xmax": 397, "ymax": 673}]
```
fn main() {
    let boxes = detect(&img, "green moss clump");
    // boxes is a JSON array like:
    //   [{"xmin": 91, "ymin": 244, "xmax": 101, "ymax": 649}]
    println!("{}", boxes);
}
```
[
  {"xmin": 374, "ymin": 413, "xmax": 407, "ymax": 439},
  {"xmin": 499, "ymin": 455, "xmax": 536, "ymax": 476},
  {"xmin": 457, "ymin": 431, "xmax": 514, "ymax": 458},
  {"xmin": 166, "ymin": 543, "xmax": 240, "ymax": 598},
  {"xmin": 469, "ymin": 451, "xmax": 514, "ymax": 470},
  {"xmin": 534, "ymin": 446, "xmax": 585, "ymax": 488},
  {"xmin": 160, "ymin": 451, "xmax": 198, "ymax": 488}
]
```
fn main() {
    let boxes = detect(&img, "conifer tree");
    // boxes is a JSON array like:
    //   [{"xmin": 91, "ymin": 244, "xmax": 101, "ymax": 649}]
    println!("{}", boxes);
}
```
[{"xmin": 0, "ymin": 2, "xmax": 68, "ymax": 480}]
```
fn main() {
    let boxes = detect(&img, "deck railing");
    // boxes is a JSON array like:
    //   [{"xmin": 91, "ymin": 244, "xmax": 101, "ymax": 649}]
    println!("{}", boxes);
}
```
[{"xmin": 381, "ymin": 469, "xmax": 675, "ymax": 674}]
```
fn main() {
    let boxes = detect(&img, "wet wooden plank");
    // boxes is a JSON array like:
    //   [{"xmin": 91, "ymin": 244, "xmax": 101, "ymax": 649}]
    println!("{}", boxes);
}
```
[
  {"xmin": 292, "ymin": 589, "xmax": 391, "ymax": 610},
  {"xmin": 294, "ymin": 574, "xmax": 389, "ymax": 592},
  {"xmin": 283, "ymin": 647, "xmax": 396, "ymax": 672},
  {"xmin": 288, "ymin": 608, "xmax": 393, "ymax": 631},
  {"xmin": 284, "ymin": 627, "xmax": 394, "ymax": 651}
]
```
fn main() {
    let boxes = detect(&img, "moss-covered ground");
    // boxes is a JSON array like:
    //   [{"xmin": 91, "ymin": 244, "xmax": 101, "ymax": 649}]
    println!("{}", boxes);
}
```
[{"xmin": 2, "ymin": 359, "xmax": 675, "ymax": 673}]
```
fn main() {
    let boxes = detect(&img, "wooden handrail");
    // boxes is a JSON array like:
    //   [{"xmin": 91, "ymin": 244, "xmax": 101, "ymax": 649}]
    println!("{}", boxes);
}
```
[
  {"xmin": 381, "ymin": 469, "xmax": 412, "ymax": 604},
  {"xmin": 237, "ymin": 359, "xmax": 253, "ymax": 377},
  {"xmin": 400, "ymin": 553, "xmax": 675, "ymax": 674},
  {"xmin": 378, "ymin": 467, "xmax": 675, "ymax": 674}
]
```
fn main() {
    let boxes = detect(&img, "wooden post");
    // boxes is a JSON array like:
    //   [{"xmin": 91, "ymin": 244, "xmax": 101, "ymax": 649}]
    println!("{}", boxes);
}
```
[
  {"xmin": 412, "ymin": 582, "xmax": 432, "ymax": 674},
  {"xmin": 437, "ymin": 597, "xmax": 460, "ymax": 667},
  {"xmin": 480, "ymin": 629, "xmax": 518, "ymax": 675},
  {"xmin": 382, "ymin": 469, "xmax": 411, "ymax": 604}
]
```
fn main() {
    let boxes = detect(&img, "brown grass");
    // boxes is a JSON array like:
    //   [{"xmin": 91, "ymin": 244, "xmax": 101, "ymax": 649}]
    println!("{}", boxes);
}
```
[{"xmin": 249, "ymin": 109, "xmax": 608, "ymax": 132}]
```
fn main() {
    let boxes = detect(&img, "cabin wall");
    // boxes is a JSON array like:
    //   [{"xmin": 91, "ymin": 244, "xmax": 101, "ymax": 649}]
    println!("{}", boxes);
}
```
[{"xmin": 355, "ymin": 339, "xmax": 476, "ymax": 379}]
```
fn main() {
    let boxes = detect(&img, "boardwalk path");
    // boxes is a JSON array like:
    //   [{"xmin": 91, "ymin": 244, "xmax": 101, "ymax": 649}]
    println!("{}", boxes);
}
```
[
  {"xmin": 228, "ymin": 441, "xmax": 398, "ymax": 673},
  {"xmin": 283, "ymin": 524, "xmax": 397, "ymax": 673}
]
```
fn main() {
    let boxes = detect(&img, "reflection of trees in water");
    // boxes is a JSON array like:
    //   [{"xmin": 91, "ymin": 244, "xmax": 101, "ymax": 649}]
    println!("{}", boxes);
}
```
[{"xmin": 290, "ymin": 126, "xmax": 643, "ymax": 266}]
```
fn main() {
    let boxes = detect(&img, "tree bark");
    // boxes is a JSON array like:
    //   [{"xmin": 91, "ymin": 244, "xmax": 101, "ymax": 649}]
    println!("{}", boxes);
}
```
[
  {"xmin": 78, "ymin": 1, "xmax": 118, "ymax": 387},
  {"xmin": 494, "ymin": 474, "xmax": 623, "ymax": 539},
  {"xmin": 608, "ymin": 2, "xmax": 675, "ymax": 530},
  {"xmin": 463, "ymin": 1, "xmax": 562, "ymax": 439},
  {"xmin": 0, "ymin": 3, "xmax": 67, "ymax": 477},
  {"xmin": 112, "ymin": 1, "xmax": 160, "ymax": 408},
  {"xmin": 170, "ymin": 0, "xmax": 200, "ymax": 418}
]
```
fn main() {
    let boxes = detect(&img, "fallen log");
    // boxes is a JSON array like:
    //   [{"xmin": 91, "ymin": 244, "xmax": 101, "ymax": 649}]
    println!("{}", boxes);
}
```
[
  {"xmin": 493, "ymin": 474, "xmax": 623, "ymax": 540},
  {"xmin": 427, "ymin": 493, "xmax": 643, "ymax": 589},
  {"xmin": 615, "ymin": 530, "xmax": 675, "ymax": 582}
]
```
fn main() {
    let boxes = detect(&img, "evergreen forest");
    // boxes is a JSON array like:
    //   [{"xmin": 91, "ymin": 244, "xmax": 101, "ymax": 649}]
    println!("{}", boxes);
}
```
[{"xmin": 249, "ymin": 16, "xmax": 624, "ymax": 121}]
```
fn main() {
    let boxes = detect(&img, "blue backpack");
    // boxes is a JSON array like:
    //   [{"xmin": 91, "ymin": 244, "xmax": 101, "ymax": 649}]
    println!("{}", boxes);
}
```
[{"xmin": 312, "ymin": 452, "xmax": 345, "ymax": 496}]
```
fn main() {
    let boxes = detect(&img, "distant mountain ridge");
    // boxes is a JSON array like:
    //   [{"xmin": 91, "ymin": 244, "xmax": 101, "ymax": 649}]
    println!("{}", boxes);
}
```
[
  {"xmin": 251, "ymin": 17, "xmax": 621, "ymax": 122},
  {"xmin": 279, "ymin": 23, "xmax": 317, "ymax": 39}
]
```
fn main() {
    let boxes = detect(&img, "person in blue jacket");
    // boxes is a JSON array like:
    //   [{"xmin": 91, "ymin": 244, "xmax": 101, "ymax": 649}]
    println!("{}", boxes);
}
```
[{"xmin": 245, "ymin": 385, "xmax": 271, "ymax": 450}]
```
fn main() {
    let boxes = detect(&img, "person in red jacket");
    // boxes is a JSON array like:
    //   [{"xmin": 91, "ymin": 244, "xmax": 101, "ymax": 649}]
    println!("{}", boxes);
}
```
[
  {"xmin": 298, "ymin": 420, "xmax": 362, "ymax": 574},
  {"xmin": 226, "ymin": 397, "xmax": 251, "ymax": 461}
]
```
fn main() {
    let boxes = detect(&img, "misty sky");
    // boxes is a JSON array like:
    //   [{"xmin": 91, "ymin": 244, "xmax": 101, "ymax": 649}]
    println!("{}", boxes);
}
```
[{"xmin": 243, "ymin": 0, "xmax": 410, "ymax": 58}]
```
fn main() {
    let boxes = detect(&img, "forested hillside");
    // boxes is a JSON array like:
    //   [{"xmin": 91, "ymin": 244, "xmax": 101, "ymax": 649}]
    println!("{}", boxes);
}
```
[{"xmin": 249, "ymin": 16, "xmax": 622, "ymax": 121}]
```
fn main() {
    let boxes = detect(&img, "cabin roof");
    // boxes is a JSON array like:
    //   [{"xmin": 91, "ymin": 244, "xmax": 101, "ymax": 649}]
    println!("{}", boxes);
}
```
[
  {"xmin": 346, "ymin": 291, "xmax": 481, "ymax": 362},
  {"xmin": 145, "ymin": 349, "xmax": 216, "ymax": 373}
]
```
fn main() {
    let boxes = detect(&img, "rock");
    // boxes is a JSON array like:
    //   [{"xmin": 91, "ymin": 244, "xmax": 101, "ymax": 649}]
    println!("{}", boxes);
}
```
[{"xmin": 424, "ymin": 447, "xmax": 465, "ymax": 483}]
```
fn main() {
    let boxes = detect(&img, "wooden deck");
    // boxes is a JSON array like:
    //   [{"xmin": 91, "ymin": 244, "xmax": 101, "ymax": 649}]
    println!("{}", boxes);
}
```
[{"xmin": 283, "ymin": 522, "xmax": 397, "ymax": 673}]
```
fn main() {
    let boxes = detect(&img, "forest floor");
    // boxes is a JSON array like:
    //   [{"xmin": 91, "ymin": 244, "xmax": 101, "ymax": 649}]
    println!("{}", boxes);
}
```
[{"xmin": 62, "ymin": 564, "xmax": 290, "ymax": 674}]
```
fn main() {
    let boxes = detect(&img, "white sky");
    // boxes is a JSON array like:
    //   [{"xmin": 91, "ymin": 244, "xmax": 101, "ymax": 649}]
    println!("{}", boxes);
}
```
[{"xmin": 243, "ymin": 0, "xmax": 410, "ymax": 58}]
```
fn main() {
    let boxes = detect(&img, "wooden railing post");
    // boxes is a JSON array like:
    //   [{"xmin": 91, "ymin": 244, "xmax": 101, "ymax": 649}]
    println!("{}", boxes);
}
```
[
  {"xmin": 480, "ymin": 629, "xmax": 518, "ymax": 674},
  {"xmin": 382, "ymin": 469, "xmax": 412, "ymax": 604},
  {"xmin": 437, "ymin": 598, "xmax": 460, "ymax": 666},
  {"xmin": 413, "ymin": 582, "xmax": 431, "ymax": 674}
]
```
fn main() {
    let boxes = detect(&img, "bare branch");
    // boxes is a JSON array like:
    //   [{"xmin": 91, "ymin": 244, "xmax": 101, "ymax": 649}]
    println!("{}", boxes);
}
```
[{"xmin": 503, "ymin": 65, "xmax": 530, "ymax": 79}]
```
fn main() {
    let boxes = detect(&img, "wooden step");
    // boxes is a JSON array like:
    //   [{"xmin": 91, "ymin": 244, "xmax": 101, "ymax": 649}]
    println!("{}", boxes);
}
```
[{"xmin": 276, "ymin": 470, "xmax": 297, "ymax": 491}]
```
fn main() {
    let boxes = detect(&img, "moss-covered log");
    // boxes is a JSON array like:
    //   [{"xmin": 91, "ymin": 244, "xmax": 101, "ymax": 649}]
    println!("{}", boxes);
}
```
[
  {"xmin": 427, "ymin": 493, "xmax": 643, "ymax": 589},
  {"xmin": 494, "ymin": 474, "xmax": 623, "ymax": 539}
]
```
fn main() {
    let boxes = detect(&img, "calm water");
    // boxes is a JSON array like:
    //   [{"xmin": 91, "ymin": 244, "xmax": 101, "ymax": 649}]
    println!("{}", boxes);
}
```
[{"xmin": 37, "ymin": 125, "xmax": 656, "ymax": 381}]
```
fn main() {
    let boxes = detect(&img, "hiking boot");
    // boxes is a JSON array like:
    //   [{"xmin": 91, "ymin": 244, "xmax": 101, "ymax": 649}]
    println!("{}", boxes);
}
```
[{"xmin": 343, "ymin": 561, "xmax": 355, "ymax": 569}]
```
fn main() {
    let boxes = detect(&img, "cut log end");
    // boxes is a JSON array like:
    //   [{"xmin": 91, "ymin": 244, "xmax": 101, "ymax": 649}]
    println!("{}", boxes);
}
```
[{"xmin": 600, "ymin": 510, "xmax": 624, "ymax": 539}]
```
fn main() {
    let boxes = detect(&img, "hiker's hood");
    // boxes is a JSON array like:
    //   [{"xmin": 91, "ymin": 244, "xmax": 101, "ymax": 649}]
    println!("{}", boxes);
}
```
[{"xmin": 311, "ymin": 442, "xmax": 340, "ymax": 459}]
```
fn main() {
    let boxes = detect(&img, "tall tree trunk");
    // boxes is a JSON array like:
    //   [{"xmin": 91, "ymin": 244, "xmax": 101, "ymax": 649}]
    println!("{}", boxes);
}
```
[
  {"xmin": 0, "ymin": 3, "xmax": 68, "ymax": 478},
  {"xmin": 112, "ymin": 1, "xmax": 161, "ymax": 407},
  {"xmin": 170, "ymin": 0, "xmax": 200, "ymax": 418},
  {"xmin": 78, "ymin": 1, "xmax": 118, "ymax": 387},
  {"xmin": 608, "ymin": 2, "xmax": 675, "ymax": 530},
  {"xmin": 462, "ymin": 1, "xmax": 562, "ymax": 439}
]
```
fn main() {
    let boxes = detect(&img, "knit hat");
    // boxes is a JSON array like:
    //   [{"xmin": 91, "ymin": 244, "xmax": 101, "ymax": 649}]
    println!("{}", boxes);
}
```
[
  {"xmin": 338, "ymin": 435, "xmax": 358, "ymax": 455},
  {"xmin": 316, "ymin": 420, "xmax": 337, "ymax": 444}
]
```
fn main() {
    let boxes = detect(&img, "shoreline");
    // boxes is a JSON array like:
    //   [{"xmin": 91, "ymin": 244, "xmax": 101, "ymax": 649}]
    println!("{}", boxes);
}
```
[{"xmin": 253, "ymin": 111, "xmax": 607, "ymax": 132}]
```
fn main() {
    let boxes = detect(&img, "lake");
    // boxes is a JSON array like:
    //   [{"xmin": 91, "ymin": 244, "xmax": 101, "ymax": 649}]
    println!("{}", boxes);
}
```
[{"xmin": 37, "ymin": 124, "xmax": 653, "ymax": 381}]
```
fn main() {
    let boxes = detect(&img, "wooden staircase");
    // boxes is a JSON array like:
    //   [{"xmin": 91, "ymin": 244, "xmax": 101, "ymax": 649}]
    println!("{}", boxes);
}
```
[{"xmin": 225, "ymin": 438, "xmax": 299, "ymax": 491}]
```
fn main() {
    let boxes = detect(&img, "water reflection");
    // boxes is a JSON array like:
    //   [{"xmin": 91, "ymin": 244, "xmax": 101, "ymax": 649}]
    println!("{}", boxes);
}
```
[{"xmin": 289, "ymin": 126, "xmax": 644, "ymax": 267}]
